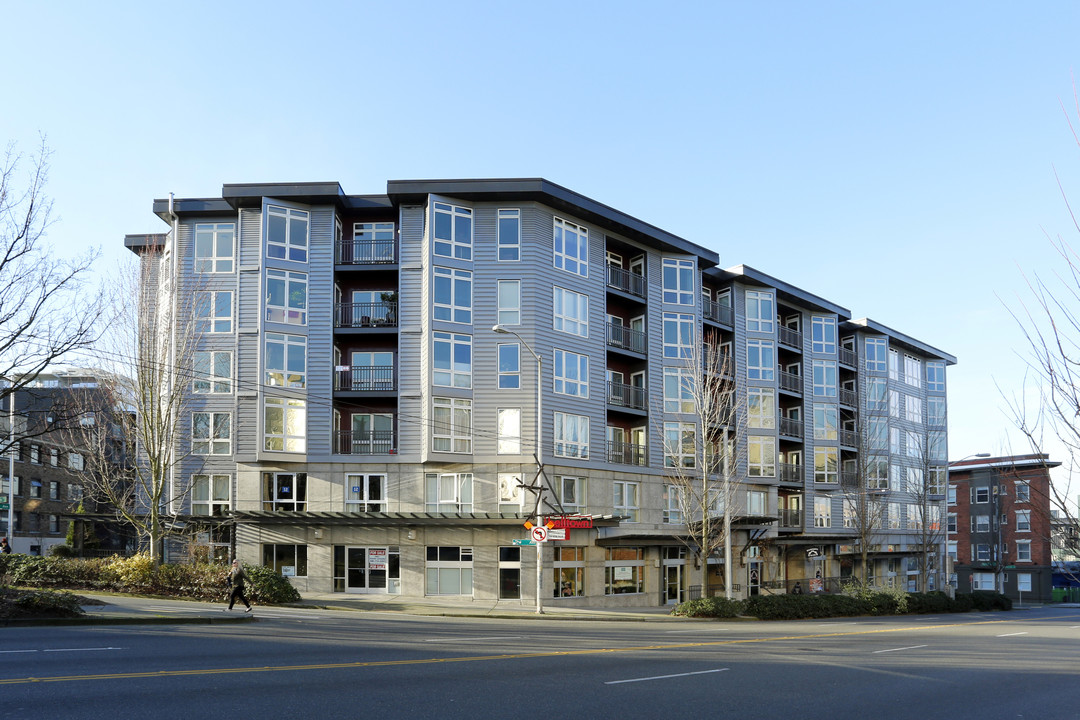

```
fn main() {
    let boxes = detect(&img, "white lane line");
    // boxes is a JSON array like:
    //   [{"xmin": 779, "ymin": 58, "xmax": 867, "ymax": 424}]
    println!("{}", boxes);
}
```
[
  {"xmin": 606, "ymin": 668, "xmax": 729, "ymax": 685},
  {"xmin": 43, "ymin": 647, "xmax": 124, "ymax": 653},
  {"xmin": 0, "ymin": 650, "xmax": 39, "ymax": 654},
  {"xmin": 872, "ymin": 645, "xmax": 927, "ymax": 654},
  {"xmin": 424, "ymin": 636, "xmax": 523, "ymax": 643},
  {"xmin": 817, "ymin": 623, "xmax": 857, "ymax": 627},
  {"xmin": 996, "ymin": 632, "xmax": 1028, "ymax": 638},
  {"xmin": 666, "ymin": 628, "xmax": 729, "ymax": 634}
]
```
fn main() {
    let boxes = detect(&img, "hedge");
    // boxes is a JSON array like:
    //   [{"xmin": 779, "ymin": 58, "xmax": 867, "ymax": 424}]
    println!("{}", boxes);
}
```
[{"xmin": 671, "ymin": 588, "xmax": 1012, "ymax": 619}]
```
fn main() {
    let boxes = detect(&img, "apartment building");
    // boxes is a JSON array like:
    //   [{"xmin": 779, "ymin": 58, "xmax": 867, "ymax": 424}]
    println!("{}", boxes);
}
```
[
  {"xmin": 125, "ymin": 178, "xmax": 954, "ymax": 607},
  {"xmin": 948, "ymin": 454, "xmax": 1057, "ymax": 603}
]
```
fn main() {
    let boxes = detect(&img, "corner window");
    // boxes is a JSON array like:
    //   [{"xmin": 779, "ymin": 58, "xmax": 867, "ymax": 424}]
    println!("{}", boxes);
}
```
[
  {"xmin": 194, "ymin": 222, "xmax": 235, "ymax": 273},
  {"xmin": 433, "ymin": 398, "xmax": 472, "ymax": 453},
  {"xmin": 265, "ymin": 333, "xmax": 306, "ymax": 388},
  {"xmin": 192, "ymin": 474, "xmax": 230, "ymax": 516},
  {"xmin": 266, "ymin": 205, "xmax": 309, "ymax": 263},
  {"xmin": 264, "ymin": 398, "xmax": 306, "ymax": 452},
  {"xmin": 433, "ymin": 202, "xmax": 472, "ymax": 260},
  {"xmin": 266, "ymin": 269, "xmax": 307, "ymax": 325},
  {"xmin": 433, "ymin": 332, "xmax": 472, "ymax": 388},
  {"xmin": 927, "ymin": 361, "xmax": 946, "ymax": 392},
  {"xmin": 662, "ymin": 258, "xmax": 694, "ymax": 305},
  {"xmin": 553, "ymin": 217, "xmax": 588, "ymax": 277},
  {"xmin": 192, "ymin": 412, "xmax": 231, "ymax": 455},
  {"xmin": 195, "ymin": 291, "xmax": 233, "ymax": 334},
  {"xmin": 746, "ymin": 291, "xmax": 774, "ymax": 333},
  {"xmin": 433, "ymin": 267, "xmax": 472, "ymax": 324},
  {"xmin": 193, "ymin": 351, "xmax": 232, "ymax": 394},
  {"xmin": 498, "ymin": 209, "xmax": 520, "ymax": 261}
]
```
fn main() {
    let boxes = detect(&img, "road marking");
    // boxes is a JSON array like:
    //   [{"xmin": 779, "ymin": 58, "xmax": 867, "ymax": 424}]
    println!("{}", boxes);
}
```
[
  {"xmin": 605, "ymin": 668, "xmax": 728, "ymax": 685},
  {"xmin": 872, "ymin": 645, "xmax": 927, "ymax": 654},
  {"xmin": 996, "ymin": 632, "xmax": 1028, "ymax": 637},
  {"xmin": 2, "ymin": 647, "xmax": 123, "ymax": 655},
  {"xmin": 424, "ymin": 636, "xmax": 523, "ymax": 643},
  {"xmin": 665, "ymin": 628, "xmax": 729, "ymax": 634},
  {"xmin": 0, "ymin": 617, "xmax": 1021, "ymax": 686}
]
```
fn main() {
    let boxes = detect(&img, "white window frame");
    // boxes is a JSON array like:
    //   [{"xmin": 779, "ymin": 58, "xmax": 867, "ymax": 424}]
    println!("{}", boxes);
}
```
[
  {"xmin": 192, "ymin": 412, "xmax": 231, "ymax": 455},
  {"xmin": 664, "ymin": 367, "xmax": 695, "ymax": 414},
  {"xmin": 432, "ymin": 397, "xmax": 472, "ymax": 454},
  {"xmin": 748, "ymin": 436, "xmax": 776, "ymax": 477},
  {"xmin": 1015, "ymin": 509, "xmax": 1031, "ymax": 532},
  {"xmin": 904, "ymin": 355, "xmax": 922, "ymax": 388},
  {"xmin": 663, "ymin": 421, "xmax": 696, "ymax": 468},
  {"xmin": 746, "ymin": 290, "xmax": 775, "ymax": 333},
  {"xmin": 433, "ymin": 266, "xmax": 473, "ymax": 324},
  {"xmin": 193, "ymin": 350, "xmax": 232, "ymax": 394},
  {"xmin": 553, "ymin": 286, "xmax": 589, "ymax": 337},
  {"xmin": 498, "ymin": 343, "xmax": 520, "ymax": 390},
  {"xmin": 811, "ymin": 316, "xmax": 836, "ymax": 354},
  {"xmin": 345, "ymin": 473, "xmax": 387, "ymax": 512},
  {"xmin": 265, "ymin": 333, "xmax": 306, "ymax": 388},
  {"xmin": 194, "ymin": 222, "xmax": 235, "ymax": 273},
  {"xmin": 1015, "ymin": 481, "xmax": 1030, "ymax": 503},
  {"xmin": 266, "ymin": 205, "xmax": 309, "ymax": 263},
  {"xmin": 928, "ymin": 396, "xmax": 945, "ymax": 425},
  {"xmin": 498, "ymin": 280, "xmax": 521, "ymax": 325},
  {"xmin": 814, "ymin": 447, "xmax": 838, "ymax": 484},
  {"xmin": 553, "ymin": 217, "xmax": 588, "ymax": 277},
  {"xmin": 663, "ymin": 484, "xmax": 685, "ymax": 524},
  {"xmin": 196, "ymin": 291, "xmax": 233, "ymax": 333},
  {"xmin": 553, "ymin": 349, "xmax": 589, "ymax": 398},
  {"xmin": 553, "ymin": 412, "xmax": 589, "ymax": 459},
  {"xmin": 662, "ymin": 258, "xmax": 694, "ymax": 305},
  {"xmin": 425, "ymin": 546, "xmax": 474, "ymax": 596},
  {"xmin": 813, "ymin": 403, "xmax": 837, "ymax": 440},
  {"xmin": 813, "ymin": 360, "xmax": 837, "ymax": 397},
  {"xmin": 497, "ymin": 408, "xmax": 521, "ymax": 455},
  {"xmin": 814, "ymin": 496, "xmax": 832, "ymax": 528},
  {"xmin": 927, "ymin": 361, "xmax": 946, "ymax": 392},
  {"xmin": 558, "ymin": 475, "xmax": 587, "ymax": 514},
  {"xmin": 425, "ymin": 473, "xmax": 473, "ymax": 513},
  {"xmin": 191, "ymin": 474, "xmax": 230, "ymax": 516},
  {"xmin": 497, "ymin": 208, "xmax": 520, "ymax": 261},
  {"xmin": 433, "ymin": 332, "xmax": 472, "ymax": 389},
  {"xmin": 746, "ymin": 339, "xmax": 774, "ymax": 381},
  {"xmin": 748, "ymin": 387, "xmax": 776, "ymax": 429},
  {"xmin": 865, "ymin": 337, "xmax": 887, "ymax": 372},
  {"xmin": 663, "ymin": 312, "xmax": 694, "ymax": 359},
  {"xmin": 433, "ymin": 202, "xmax": 473, "ymax": 260},
  {"xmin": 1016, "ymin": 540, "xmax": 1032, "ymax": 562},
  {"xmin": 265, "ymin": 269, "xmax": 307, "ymax": 325},
  {"xmin": 906, "ymin": 395, "xmax": 922, "ymax": 423},
  {"xmin": 263, "ymin": 397, "xmax": 306, "ymax": 452},
  {"xmin": 613, "ymin": 481, "xmax": 640, "ymax": 522}
]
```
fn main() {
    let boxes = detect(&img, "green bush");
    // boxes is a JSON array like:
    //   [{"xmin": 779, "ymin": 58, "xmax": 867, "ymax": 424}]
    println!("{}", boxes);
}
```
[
  {"xmin": 244, "ymin": 563, "xmax": 301, "ymax": 604},
  {"xmin": 0, "ymin": 587, "xmax": 85, "ymax": 619},
  {"xmin": 906, "ymin": 591, "xmax": 954, "ymax": 614},
  {"xmin": 966, "ymin": 591, "xmax": 1012, "ymax": 611},
  {"xmin": 49, "ymin": 544, "xmax": 75, "ymax": 558}
]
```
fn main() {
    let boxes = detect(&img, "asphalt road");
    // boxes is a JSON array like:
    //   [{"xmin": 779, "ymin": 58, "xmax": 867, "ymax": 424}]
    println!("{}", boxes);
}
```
[{"xmin": 2, "ymin": 604, "xmax": 1077, "ymax": 720}]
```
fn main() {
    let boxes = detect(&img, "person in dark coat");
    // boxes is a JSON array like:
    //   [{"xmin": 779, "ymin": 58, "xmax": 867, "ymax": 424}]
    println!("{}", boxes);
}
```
[
  {"xmin": 0, "ymin": 537, "xmax": 11, "ymax": 554},
  {"xmin": 226, "ymin": 559, "xmax": 252, "ymax": 612},
  {"xmin": 792, "ymin": 581, "xmax": 803, "ymax": 594}
]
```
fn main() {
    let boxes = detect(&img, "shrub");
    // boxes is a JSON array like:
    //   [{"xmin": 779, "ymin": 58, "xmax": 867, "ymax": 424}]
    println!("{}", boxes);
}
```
[
  {"xmin": 967, "ymin": 591, "xmax": 1012, "ymax": 611},
  {"xmin": 244, "ymin": 563, "xmax": 301, "ymax": 604},
  {"xmin": 670, "ymin": 596, "xmax": 745, "ymax": 618},
  {"xmin": 906, "ymin": 591, "xmax": 954, "ymax": 614},
  {"xmin": 49, "ymin": 544, "xmax": 75, "ymax": 558},
  {"xmin": 0, "ymin": 587, "xmax": 84, "ymax": 619}
]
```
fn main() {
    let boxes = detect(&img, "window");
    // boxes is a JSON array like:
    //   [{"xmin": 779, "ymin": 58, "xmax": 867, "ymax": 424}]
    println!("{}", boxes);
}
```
[
  {"xmin": 663, "ymin": 313, "xmax": 694, "ymax": 359},
  {"xmin": 887, "ymin": 503, "xmax": 902, "ymax": 530},
  {"xmin": 68, "ymin": 453, "xmax": 83, "ymax": 471},
  {"xmin": 425, "ymin": 473, "xmax": 473, "ymax": 513},
  {"xmin": 30, "ymin": 445, "xmax": 39, "ymax": 464},
  {"xmin": 497, "ymin": 209, "xmax": 520, "ymax": 261},
  {"xmin": 664, "ymin": 422, "xmax": 696, "ymax": 468},
  {"xmin": 553, "ymin": 286, "xmax": 588, "ymax": 337},
  {"xmin": 193, "ymin": 350, "xmax": 232, "ymax": 393},
  {"xmin": 554, "ymin": 546, "xmax": 585, "ymax": 597},
  {"xmin": 613, "ymin": 481, "xmax": 639, "ymax": 522},
  {"xmin": 498, "ymin": 280, "xmax": 520, "ymax": 325},
  {"xmin": 814, "ymin": 447, "xmax": 838, "ymax": 483},
  {"xmin": 746, "ymin": 291, "xmax": 774, "ymax": 333},
  {"xmin": 928, "ymin": 396, "xmax": 945, "ymax": 426},
  {"xmin": 433, "ymin": 398, "xmax": 472, "ymax": 453},
  {"xmin": 868, "ymin": 417, "xmax": 888, "ymax": 451},
  {"xmin": 889, "ymin": 349, "xmax": 900, "ymax": 380},
  {"xmin": 929, "ymin": 467, "xmax": 947, "ymax": 495},
  {"xmin": 929, "ymin": 431, "xmax": 946, "ymax": 461},
  {"xmin": 747, "ymin": 489, "xmax": 767, "ymax": 516},
  {"xmin": 192, "ymin": 412, "xmax": 230, "ymax": 455},
  {"xmin": 69, "ymin": 484, "xmax": 82, "ymax": 501},
  {"xmin": 974, "ymin": 487, "xmax": 990, "ymax": 503},
  {"xmin": 1016, "ymin": 509, "xmax": 1031, "ymax": 532},
  {"xmin": 972, "ymin": 571, "xmax": 994, "ymax": 589},
  {"xmin": 867, "ymin": 456, "xmax": 889, "ymax": 489},
  {"xmin": 195, "ymin": 291, "xmax": 232, "ymax": 333},
  {"xmin": 265, "ymin": 333, "xmax": 306, "ymax": 388},
  {"xmin": 664, "ymin": 367, "xmax": 695, "ymax": 414},
  {"xmin": 974, "ymin": 544, "xmax": 991, "ymax": 562},
  {"xmin": 947, "ymin": 484, "xmax": 957, "ymax": 504},
  {"xmin": 906, "ymin": 430, "xmax": 920, "ymax": 458},
  {"xmin": 906, "ymin": 395, "xmax": 922, "ymax": 423},
  {"xmin": 262, "ymin": 472, "xmax": 307, "ymax": 511},
  {"xmin": 192, "ymin": 474, "xmax": 230, "ymax": 516},
  {"xmin": 194, "ymin": 222, "xmax": 235, "ymax": 273},
  {"xmin": 553, "ymin": 217, "xmax": 588, "ymax": 277},
  {"xmin": 553, "ymin": 412, "xmax": 589, "ymax": 458},
  {"xmin": 748, "ymin": 387, "xmax": 776, "ymax": 429},
  {"xmin": 904, "ymin": 355, "xmax": 922, "ymax": 387},
  {"xmin": 433, "ymin": 202, "xmax": 472, "ymax": 260},
  {"xmin": 264, "ymin": 544, "xmax": 308, "ymax": 577},
  {"xmin": 48, "ymin": 514, "xmax": 60, "ymax": 533},
  {"xmin": 814, "ymin": 497, "xmax": 832, "ymax": 528},
  {"xmin": 662, "ymin": 258, "xmax": 694, "ymax": 304},
  {"xmin": 813, "ymin": 404, "xmax": 837, "ymax": 440},
  {"xmin": 498, "ymin": 343, "xmax": 520, "ymax": 389},
  {"xmin": 947, "ymin": 541, "xmax": 958, "ymax": 561},
  {"xmin": 433, "ymin": 332, "xmax": 472, "ymax": 388},
  {"xmin": 927, "ymin": 361, "xmax": 945, "ymax": 392},
  {"xmin": 812, "ymin": 317, "xmax": 836, "ymax": 354},
  {"xmin": 605, "ymin": 547, "xmax": 644, "ymax": 595},
  {"xmin": 558, "ymin": 476, "xmax": 587, "ymax": 514},
  {"xmin": 49, "ymin": 448, "xmax": 58, "ymax": 466},
  {"xmin": 48, "ymin": 481, "xmax": 59, "ymax": 500},
  {"xmin": 263, "ymin": 398, "xmax": 306, "ymax": 452},
  {"xmin": 266, "ymin": 269, "xmax": 307, "ymax": 325},
  {"xmin": 865, "ymin": 337, "xmax": 887, "ymax": 372},
  {"xmin": 554, "ymin": 349, "xmax": 589, "ymax": 397},
  {"xmin": 1017, "ymin": 572, "xmax": 1032, "ymax": 591},
  {"xmin": 351, "ymin": 222, "xmax": 395, "ymax": 262},
  {"xmin": 498, "ymin": 473, "xmax": 524, "ymax": 512},
  {"xmin": 425, "ymin": 546, "xmax": 474, "ymax": 596},
  {"xmin": 813, "ymin": 360, "xmax": 837, "ymax": 397},
  {"xmin": 1015, "ymin": 481, "xmax": 1030, "ymax": 503},
  {"xmin": 746, "ymin": 339, "xmax": 774, "ymax": 380},
  {"xmin": 266, "ymin": 205, "xmax": 309, "ymax": 262},
  {"xmin": 972, "ymin": 515, "xmax": 990, "ymax": 532},
  {"xmin": 748, "ymin": 436, "xmax": 776, "ymax": 477},
  {"xmin": 1014, "ymin": 539, "xmax": 1032, "ymax": 563},
  {"xmin": 889, "ymin": 427, "xmax": 900, "ymax": 455},
  {"xmin": 664, "ymin": 485, "xmax": 685, "ymax": 524},
  {"xmin": 346, "ymin": 474, "xmax": 387, "ymax": 512},
  {"xmin": 497, "ymin": 408, "xmax": 521, "ymax": 454},
  {"xmin": 433, "ymin": 267, "xmax": 472, "ymax": 324},
  {"xmin": 947, "ymin": 513, "xmax": 957, "ymax": 533},
  {"xmin": 889, "ymin": 389, "xmax": 900, "ymax": 418}
]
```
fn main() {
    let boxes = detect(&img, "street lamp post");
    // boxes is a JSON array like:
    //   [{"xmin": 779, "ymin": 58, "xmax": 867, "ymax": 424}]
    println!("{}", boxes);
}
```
[
  {"xmin": 493, "ymin": 324, "xmax": 544, "ymax": 613},
  {"xmin": 5, "ymin": 388, "xmax": 13, "ymax": 552}
]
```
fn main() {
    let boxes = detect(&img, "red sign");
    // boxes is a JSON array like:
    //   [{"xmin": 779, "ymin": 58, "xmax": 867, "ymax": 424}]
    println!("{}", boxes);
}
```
[{"xmin": 549, "ymin": 516, "xmax": 593, "ymax": 530}]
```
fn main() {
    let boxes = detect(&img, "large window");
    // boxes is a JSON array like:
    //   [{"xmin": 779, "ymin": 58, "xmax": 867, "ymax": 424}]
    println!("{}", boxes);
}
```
[
  {"xmin": 664, "ymin": 485, "xmax": 685, "ymax": 524},
  {"xmin": 194, "ymin": 222, "xmax": 235, "ymax": 273},
  {"xmin": 554, "ymin": 412, "xmax": 589, "ymax": 458},
  {"xmin": 747, "ymin": 340, "xmax": 774, "ymax": 381},
  {"xmin": 554, "ymin": 349, "xmax": 589, "ymax": 397},
  {"xmin": 868, "ymin": 417, "xmax": 888, "ymax": 451},
  {"xmin": 605, "ymin": 547, "xmax": 644, "ymax": 595},
  {"xmin": 499, "ymin": 473, "xmax": 524, "ymax": 512},
  {"xmin": 195, "ymin": 291, "xmax": 233, "ymax": 334},
  {"xmin": 928, "ymin": 396, "xmax": 945, "ymax": 426},
  {"xmin": 266, "ymin": 269, "xmax": 307, "ymax": 325},
  {"xmin": 813, "ymin": 360, "xmax": 837, "ymax": 397},
  {"xmin": 811, "ymin": 317, "xmax": 836, "ymax": 354},
  {"xmin": 433, "ymin": 267, "xmax": 472, "ymax": 324},
  {"xmin": 814, "ymin": 447, "xmax": 838, "ymax": 483},
  {"xmin": 866, "ymin": 377, "xmax": 887, "ymax": 409},
  {"xmin": 748, "ymin": 436, "xmax": 776, "ymax": 477},
  {"xmin": 663, "ymin": 313, "xmax": 694, "ymax": 359},
  {"xmin": 927, "ymin": 361, "xmax": 946, "ymax": 392},
  {"xmin": 814, "ymin": 497, "xmax": 832, "ymax": 528},
  {"xmin": 746, "ymin": 291, "xmax": 774, "ymax": 333},
  {"xmin": 904, "ymin": 355, "xmax": 922, "ymax": 387},
  {"xmin": 662, "ymin": 258, "xmax": 694, "ymax": 304},
  {"xmin": 553, "ymin": 287, "xmax": 588, "ymax": 337},
  {"xmin": 813, "ymin": 404, "xmax": 838, "ymax": 440},
  {"xmin": 554, "ymin": 546, "xmax": 585, "ymax": 597},
  {"xmin": 748, "ymin": 387, "xmax": 776, "ymax": 429},
  {"xmin": 351, "ymin": 222, "xmax": 396, "ymax": 262},
  {"xmin": 433, "ymin": 332, "xmax": 472, "ymax": 388},
  {"xmin": 498, "ymin": 343, "xmax": 520, "ymax": 389},
  {"xmin": 263, "ymin": 544, "xmax": 308, "ymax": 576},
  {"xmin": 262, "ymin": 472, "xmax": 306, "ymax": 511},
  {"xmin": 433, "ymin": 202, "xmax": 472, "ymax": 260},
  {"xmin": 426, "ymin": 546, "xmax": 473, "ymax": 595},
  {"xmin": 498, "ymin": 280, "xmax": 520, "ymax": 325},
  {"xmin": 266, "ymin": 206, "xmax": 309, "ymax": 263},
  {"xmin": 906, "ymin": 395, "xmax": 922, "ymax": 423},
  {"xmin": 425, "ymin": 473, "xmax": 473, "ymax": 512},
  {"xmin": 1016, "ymin": 509, "xmax": 1031, "ymax": 532},
  {"xmin": 664, "ymin": 368, "xmax": 695, "ymax": 414},
  {"xmin": 192, "ymin": 412, "xmax": 230, "ymax": 455},
  {"xmin": 553, "ymin": 217, "xmax": 588, "ymax": 277},
  {"xmin": 191, "ymin": 474, "xmax": 230, "ymax": 516},
  {"xmin": 264, "ymin": 398, "xmax": 306, "ymax": 452},
  {"xmin": 266, "ymin": 333, "xmax": 306, "ymax": 388},
  {"xmin": 889, "ymin": 349, "xmax": 900, "ymax": 380},
  {"xmin": 865, "ymin": 337, "xmax": 887, "ymax": 372},
  {"xmin": 558, "ymin": 476, "xmax": 587, "ymax": 514},
  {"xmin": 433, "ymin": 398, "xmax": 472, "ymax": 453},
  {"xmin": 613, "ymin": 481, "xmax": 639, "ymax": 522},
  {"xmin": 1015, "ymin": 481, "xmax": 1031, "ymax": 503},
  {"xmin": 193, "ymin": 351, "xmax": 232, "ymax": 394},
  {"xmin": 664, "ymin": 421, "xmax": 696, "ymax": 468},
  {"xmin": 346, "ymin": 474, "xmax": 387, "ymax": 512},
  {"xmin": 498, "ymin": 209, "xmax": 520, "ymax": 261},
  {"xmin": 497, "ymin": 408, "xmax": 521, "ymax": 454}
]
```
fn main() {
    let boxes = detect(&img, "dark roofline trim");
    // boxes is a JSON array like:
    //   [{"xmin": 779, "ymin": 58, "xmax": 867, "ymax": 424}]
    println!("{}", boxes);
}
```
[
  {"xmin": 844, "ymin": 318, "xmax": 956, "ymax": 365},
  {"xmin": 231, "ymin": 510, "xmax": 622, "ymax": 527},
  {"xmin": 717, "ymin": 265, "xmax": 851, "ymax": 318}
]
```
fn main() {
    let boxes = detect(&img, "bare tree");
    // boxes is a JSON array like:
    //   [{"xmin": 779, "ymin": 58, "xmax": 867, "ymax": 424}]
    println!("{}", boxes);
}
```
[
  {"xmin": 661, "ymin": 337, "xmax": 744, "ymax": 599},
  {"xmin": 841, "ymin": 411, "xmax": 889, "ymax": 586},
  {"xmin": 906, "ymin": 427, "xmax": 948, "ymax": 592}
]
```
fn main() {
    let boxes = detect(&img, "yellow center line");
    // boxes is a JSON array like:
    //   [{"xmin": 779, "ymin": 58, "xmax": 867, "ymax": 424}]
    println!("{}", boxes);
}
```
[{"xmin": 0, "ymin": 617, "xmax": 1019, "ymax": 686}]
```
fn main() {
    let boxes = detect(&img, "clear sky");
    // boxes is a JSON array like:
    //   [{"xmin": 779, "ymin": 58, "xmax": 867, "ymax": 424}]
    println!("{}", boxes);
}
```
[{"xmin": 3, "ymin": 1, "xmax": 1079, "ymax": 498}]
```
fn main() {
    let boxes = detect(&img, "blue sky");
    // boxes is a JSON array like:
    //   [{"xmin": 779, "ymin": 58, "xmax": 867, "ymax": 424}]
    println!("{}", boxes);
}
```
[{"xmin": 3, "ymin": 1, "xmax": 1080, "ymax": 495}]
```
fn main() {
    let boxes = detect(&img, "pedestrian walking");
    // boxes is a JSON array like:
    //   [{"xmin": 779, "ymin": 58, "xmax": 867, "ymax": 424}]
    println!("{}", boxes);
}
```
[
  {"xmin": 0, "ymin": 537, "xmax": 11, "ymax": 554},
  {"xmin": 226, "ymin": 559, "xmax": 252, "ymax": 612}
]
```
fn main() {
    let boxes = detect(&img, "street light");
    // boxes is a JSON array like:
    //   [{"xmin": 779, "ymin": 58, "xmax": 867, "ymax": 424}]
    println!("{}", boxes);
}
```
[{"xmin": 493, "ymin": 324, "xmax": 545, "ymax": 613}]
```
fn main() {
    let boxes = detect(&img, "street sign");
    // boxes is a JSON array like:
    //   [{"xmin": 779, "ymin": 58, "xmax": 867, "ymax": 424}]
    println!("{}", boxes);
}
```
[
  {"xmin": 0, "ymin": 503, "xmax": 8, "ymax": 511},
  {"xmin": 530, "ymin": 526, "xmax": 549, "ymax": 543},
  {"xmin": 547, "ymin": 528, "xmax": 567, "ymax": 541},
  {"xmin": 512, "ymin": 539, "xmax": 534, "ymax": 546}
]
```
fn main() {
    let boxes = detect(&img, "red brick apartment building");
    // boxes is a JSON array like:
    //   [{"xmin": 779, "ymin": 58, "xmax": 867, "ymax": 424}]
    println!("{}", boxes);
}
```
[{"xmin": 948, "ymin": 454, "xmax": 1057, "ymax": 602}]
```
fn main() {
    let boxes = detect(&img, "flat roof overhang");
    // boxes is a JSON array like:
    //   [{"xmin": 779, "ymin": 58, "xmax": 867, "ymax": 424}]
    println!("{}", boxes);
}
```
[{"xmin": 232, "ymin": 511, "xmax": 623, "ymax": 528}]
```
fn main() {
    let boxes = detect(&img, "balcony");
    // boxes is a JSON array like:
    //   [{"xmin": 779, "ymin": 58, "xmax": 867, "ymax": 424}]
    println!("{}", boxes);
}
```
[
  {"xmin": 839, "ymin": 387, "xmax": 857, "ymax": 407},
  {"xmin": 778, "ymin": 508, "xmax": 803, "ymax": 529},
  {"xmin": 335, "ymin": 302, "xmax": 398, "ymax": 328},
  {"xmin": 334, "ymin": 430, "xmax": 397, "ymax": 455},
  {"xmin": 839, "ymin": 429, "xmax": 858, "ymax": 448},
  {"xmin": 336, "ymin": 239, "xmax": 397, "ymax": 265},
  {"xmin": 335, "ymin": 366, "xmax": 396, "ymax": 392},
  {"xmin": 607, "ymin": 381, "xmax": 647, "ymax": 411},
  {"xmin": 703, "ymin": 298, "xmax": 734, "ymax": 326},
  {"xmin": 779, "ymin": 417, "xmax": 803, "ymax": 439},
  {"xmin": 839, "ymin": 346, "xmax": 857, "ymax": 368},
  {"xmin": 779, "ymin": 370, "xmax": 802, "ymax": 394},
  {"xmin": 606, "ymin": 441, "xmax": 647, "ymax": 466},
  {"xmin": 778, "ymin": 326, "xmax": 802, "ymax": 351},
  {"xmin": 606, "ymin": 265, "xmax": 646, "ymax": 298},
  {"xmin": 607, "ymin": 324, "xmax": 647, "ymax": 354},
  {"xmin": 778, "ymin": 462, "xmax": 803, "ymax": 484}
]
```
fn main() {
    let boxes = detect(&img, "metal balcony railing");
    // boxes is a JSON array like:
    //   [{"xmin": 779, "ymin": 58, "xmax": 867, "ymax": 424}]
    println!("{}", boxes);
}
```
[
  {"xmin": 839, "ymin": 387, "xmax": 857, "ymax": 407},
  {"xmin": 606, "ymin": 381, "xmax": 647, "ymax": 411},
  {"xmin": 778, "ymin": 462, "xmax": 803, "ymax": 484},
  {"xmin": 779, "ymin": 370, "xmax": 802, "ymax": 394},
  {"xmin": 335, "ymin": 301, "xmax": 398, "ymax": 328},
  {"xmin": 839, "ymin": 346, "xmax": 857, "ymax": 368},
  {"xmin": 335, "ymin": 366, "xmax": 396, "ymax": 392},
  {"xmin": 334, "ymin": 430, "xmax": 397, "ymax": 455},
  {"xmin": 606, "ymin": 265, "xmax": 646, "ymax": 298},
  {"xmin": 778, "ymin": 325, "xmax": 802, "ymax": 350},
  {"xmin": 336, "ymin": 239, "xmax": 397, "ymax": 264},
  {"xmin": 606, "ymin": 441, "xmax": 647, "ymax": 466},
  {"xmin": 607, "ymin": 324, "xmax": 647, "ymax": 354},
  {"xmin": 778, "ymin": 508, "xmax": 803, "ymax": 528},
  {"xmin": 779, "ymin": 417, "xmax": 803, "ymax": 439},
  {"xmin": 839, "ymin": 429, "xmax": 858, "ymax": 448},
  {"xmin": 703, "ymin": 298, "xmax": 734, "ymax": 326}
]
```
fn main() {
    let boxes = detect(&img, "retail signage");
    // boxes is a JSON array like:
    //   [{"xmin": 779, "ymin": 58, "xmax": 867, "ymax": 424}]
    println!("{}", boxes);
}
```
[
  {"xmin": 369, "ymin": 548, "xmax": 387, "ymax": 570},
  {"xmin": 549, "ymin": 516, "xmax": 593, "ymax": 530}
]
